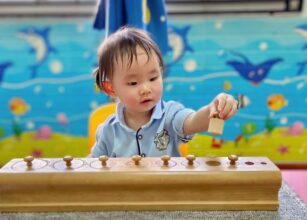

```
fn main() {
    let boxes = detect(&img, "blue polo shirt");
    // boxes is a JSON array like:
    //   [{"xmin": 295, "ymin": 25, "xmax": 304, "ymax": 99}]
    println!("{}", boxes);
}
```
[{"xmin": 91, "ymin": 100, "xmax": 195, "ymax": 157}]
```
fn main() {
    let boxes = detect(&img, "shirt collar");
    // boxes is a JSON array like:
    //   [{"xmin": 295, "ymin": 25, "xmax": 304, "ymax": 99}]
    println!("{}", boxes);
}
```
[{"xmin": 110, "ymin": 100, "xmax": 164, "ymax": 126}]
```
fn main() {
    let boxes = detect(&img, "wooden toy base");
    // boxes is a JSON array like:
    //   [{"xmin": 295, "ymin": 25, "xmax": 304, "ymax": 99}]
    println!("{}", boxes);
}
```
[{"xmin": 0, "ymin": 157, "xmax": 281, "ymax": 212}]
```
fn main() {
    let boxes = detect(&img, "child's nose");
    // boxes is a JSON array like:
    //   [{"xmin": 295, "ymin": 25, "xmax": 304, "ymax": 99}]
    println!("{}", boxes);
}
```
[{"xmin": 140, "ymin": 84, "xmax": 151, "ymax": 95}]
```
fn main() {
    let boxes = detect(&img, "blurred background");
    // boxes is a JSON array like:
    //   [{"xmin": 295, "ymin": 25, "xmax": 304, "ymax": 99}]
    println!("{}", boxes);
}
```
[{"xmin": 0, "ymin": 0, "xmax": 306, "ymax": 167}]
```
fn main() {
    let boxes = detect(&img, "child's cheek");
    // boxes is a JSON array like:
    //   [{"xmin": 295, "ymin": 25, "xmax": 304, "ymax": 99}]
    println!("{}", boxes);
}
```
[{"xmin": 127, "ymin": 92, "xmax": 139, "ymax": 106}]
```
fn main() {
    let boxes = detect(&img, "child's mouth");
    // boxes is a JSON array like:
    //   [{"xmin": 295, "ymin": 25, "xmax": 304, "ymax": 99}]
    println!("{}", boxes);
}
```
[{"xmin": 140, "ymin": 99, "xmax": 152, "ymax": 104}]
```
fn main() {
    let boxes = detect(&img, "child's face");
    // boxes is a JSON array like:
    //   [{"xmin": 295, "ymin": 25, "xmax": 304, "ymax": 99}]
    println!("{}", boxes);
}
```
[{"xmin": 110, "ymin": 47, "xmax": 163, "ymax": 114}]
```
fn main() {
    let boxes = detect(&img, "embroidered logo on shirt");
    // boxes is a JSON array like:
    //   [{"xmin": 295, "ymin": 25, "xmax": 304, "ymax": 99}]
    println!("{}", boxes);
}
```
[{"xmin": 154, "ymin": 129, "xmax": 170, "ymax": 151}]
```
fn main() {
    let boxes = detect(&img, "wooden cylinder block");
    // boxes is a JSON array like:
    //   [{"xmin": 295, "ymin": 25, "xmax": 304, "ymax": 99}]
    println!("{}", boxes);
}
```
[{"xmin": 0, "ymin": 156, "xmax": 281, "ymax": 212}]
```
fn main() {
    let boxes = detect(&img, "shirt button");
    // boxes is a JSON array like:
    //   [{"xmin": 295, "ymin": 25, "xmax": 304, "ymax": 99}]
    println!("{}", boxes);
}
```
[{"xmin": 138, "ymin": 134, "xmax": 143, "ymax": 140}]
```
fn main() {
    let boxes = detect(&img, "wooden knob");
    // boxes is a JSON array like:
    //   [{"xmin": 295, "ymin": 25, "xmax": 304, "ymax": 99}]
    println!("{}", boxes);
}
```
[
  {"xmin": 132, "ymin": 155, "xmax": 142, "ymax": 165},
  {"xmin": 186, "ymin": 154, "xmax": 196, "ymax": 165},
  {"xmin": 161, "ymin": 155, "xmax": 171, "ymax": 166},
  {"xmin": 24, "ymin": 156, "xmax": 34, "ymax": 167},
  {"xmin": 228, "ymin": 154, "xmax": 238, "ymax": 165},
  {"xmin": 63, "ymin": 155, "xmax": 73, "ymax": 167},
  {"xmin": 99, "ymin": 155, "xmax": 109, "ymax": 166}
]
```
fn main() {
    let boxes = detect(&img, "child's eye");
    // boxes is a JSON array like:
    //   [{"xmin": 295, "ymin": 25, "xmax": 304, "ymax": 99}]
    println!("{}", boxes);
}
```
[
  {"xmin": 150, "ymin": 77, "xmax": 158, "ymax": 81},
  {"xmin": 127, "ymin": 82, "xmax": 137, "ymax": 86}
]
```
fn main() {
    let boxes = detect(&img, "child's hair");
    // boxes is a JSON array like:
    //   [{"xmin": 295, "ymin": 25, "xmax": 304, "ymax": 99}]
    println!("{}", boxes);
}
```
[{"xmin": 94, "ymin": 27, "xmax": 165, "ymax": 94}]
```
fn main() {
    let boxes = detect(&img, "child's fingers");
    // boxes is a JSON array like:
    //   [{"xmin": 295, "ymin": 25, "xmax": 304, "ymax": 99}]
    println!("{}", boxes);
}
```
[
  {"xmin": 224, "ymin": 106, "xmax": 238, "ymax": 120},
  {"xmin": 216, "ymin": 94, "xmax": 227, "ymax": 112},
  {"xmin": 219, "ymin": 101, "xmax": 233, "ymax": 118},
  {"xmin": 223, "ymin": 101, "xmax": 238, "ymax": 120},
  {"xmin": 212, "ymin": 93, "xmax": 238, "ymax": 119},
  {"xmin": 208, "ymin": 102, "xmax": 218, "ymax": 118}
]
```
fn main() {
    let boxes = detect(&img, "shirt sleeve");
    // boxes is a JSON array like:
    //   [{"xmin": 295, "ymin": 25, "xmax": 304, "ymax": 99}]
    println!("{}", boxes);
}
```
[
  {"xmin": 90, "ymin": 123, "xmax": 108, "ymax": 157},
  {"xmin": 168, "ymin": 101, "xmax": 195, "ymax": 143}
]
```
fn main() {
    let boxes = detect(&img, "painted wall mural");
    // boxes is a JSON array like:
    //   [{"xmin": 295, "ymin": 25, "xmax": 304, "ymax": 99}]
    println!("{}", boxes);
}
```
[{"xmin": 0, "ymin": 17, "xmax": 306, "ymax": 166}]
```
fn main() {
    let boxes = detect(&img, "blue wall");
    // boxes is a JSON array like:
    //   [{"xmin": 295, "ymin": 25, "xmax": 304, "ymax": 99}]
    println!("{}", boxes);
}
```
[{"xmin": 0, "ymin": 17, "xmax": 306, "ymax": 162}]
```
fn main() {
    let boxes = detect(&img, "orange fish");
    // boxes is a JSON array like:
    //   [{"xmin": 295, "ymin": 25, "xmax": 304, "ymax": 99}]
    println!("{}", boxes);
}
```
[
  {"xmin": 267, "ymin": 94, "xmax": 288, "ymax": 111},
  {"xmin": 9, "ymin": 97, "xmax": 29, "ymax": 115}
]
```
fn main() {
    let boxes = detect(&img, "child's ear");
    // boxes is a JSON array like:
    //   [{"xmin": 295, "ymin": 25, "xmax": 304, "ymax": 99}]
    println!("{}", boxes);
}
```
[{"xmin": 101, "ymin": 82, "xmax": 115, "ymax": 96}]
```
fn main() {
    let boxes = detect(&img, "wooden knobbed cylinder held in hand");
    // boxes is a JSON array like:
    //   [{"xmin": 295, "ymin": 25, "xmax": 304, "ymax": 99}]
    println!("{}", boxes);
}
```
[{"xmin": 208, "ymin": 114, "xmax": 224, "ymax": 135}]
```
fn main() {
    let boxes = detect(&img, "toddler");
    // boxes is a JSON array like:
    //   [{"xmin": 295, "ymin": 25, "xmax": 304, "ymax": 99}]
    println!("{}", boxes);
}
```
[{"xmin": 91, "ymin": 27, "xmax": 238, "ymax": 157}]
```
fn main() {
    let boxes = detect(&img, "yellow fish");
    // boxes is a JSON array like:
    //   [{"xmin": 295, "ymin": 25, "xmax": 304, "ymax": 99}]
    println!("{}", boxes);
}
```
[
  {"xmin": 267, "ymin": 94, "xmax": 288, "ymax": 111},
  {"xmin": 9, "ymin": 97, "xmax": 29, "ymax": 115}
]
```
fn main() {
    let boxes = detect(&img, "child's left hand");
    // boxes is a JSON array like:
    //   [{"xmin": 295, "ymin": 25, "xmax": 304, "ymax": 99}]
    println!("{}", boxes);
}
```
[{"xmin": 208, "ymin": 93, "xmax": 238, "ymax": 120}]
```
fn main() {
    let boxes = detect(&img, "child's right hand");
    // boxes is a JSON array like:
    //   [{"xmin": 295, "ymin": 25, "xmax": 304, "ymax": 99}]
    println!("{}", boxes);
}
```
[{"xmin": 208, "ymin": 93, "xmax": 238, "ymax": 120}]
